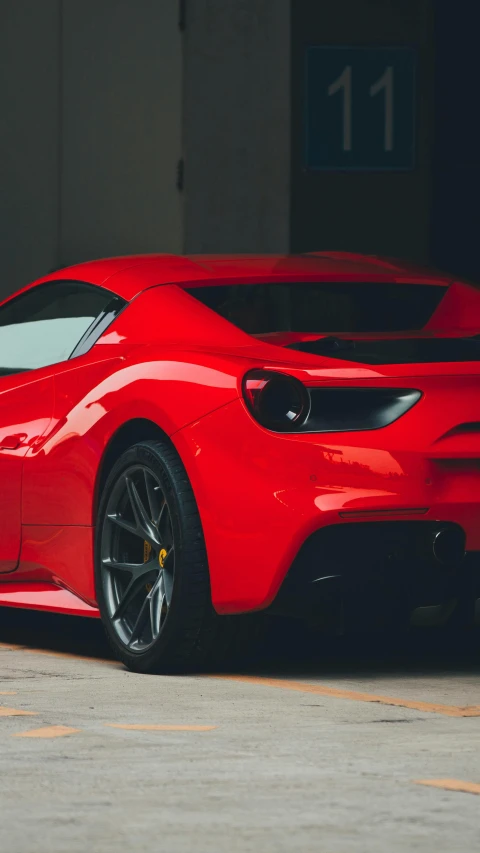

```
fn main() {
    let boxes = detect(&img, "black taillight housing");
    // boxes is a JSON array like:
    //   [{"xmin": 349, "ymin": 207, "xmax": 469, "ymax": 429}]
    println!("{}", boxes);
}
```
[
  {"xmin": 242, "ymin": 372, "xmax": 421, "ymax": 434},
  {"xmin": 242, "ymin": 370, "xmax": 311, "ymax": 431}
]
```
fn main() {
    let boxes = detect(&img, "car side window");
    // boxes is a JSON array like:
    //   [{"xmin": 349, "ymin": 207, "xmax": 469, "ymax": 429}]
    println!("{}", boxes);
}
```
[{"xmin": 0, "ymin": 280, "xmax": 123, "ymax": 376}]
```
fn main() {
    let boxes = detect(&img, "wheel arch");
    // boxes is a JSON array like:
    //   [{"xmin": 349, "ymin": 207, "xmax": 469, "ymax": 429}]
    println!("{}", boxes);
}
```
[{"xmin": 94, "ymin": 418, "xmax": 174, "ymax": 519}]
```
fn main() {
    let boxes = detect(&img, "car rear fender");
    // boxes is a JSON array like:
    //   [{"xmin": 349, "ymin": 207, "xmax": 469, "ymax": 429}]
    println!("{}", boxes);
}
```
[{"xmin": 22, "ymin": 351, "xmax": 242, "ymax": 527}]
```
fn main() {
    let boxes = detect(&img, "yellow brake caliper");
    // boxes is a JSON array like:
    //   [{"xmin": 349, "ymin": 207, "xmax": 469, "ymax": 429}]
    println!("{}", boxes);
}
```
[{"xmin": 144, "ymin": 538, "xmax": 168, "ymax": 594}]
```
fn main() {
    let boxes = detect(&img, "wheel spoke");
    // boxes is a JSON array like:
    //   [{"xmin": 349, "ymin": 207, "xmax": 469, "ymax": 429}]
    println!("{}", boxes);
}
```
[
  {"xmin": 162, "ymin": 547, "xmax": 174, "ymax": 605},
  {"xmin": 102, "ymin": 557, "xmax": 142, "ymax": 574},
  {"xmin": 149, "ymin": 572, "xmax": 166, "ymax": 639},
  {"xmin": 129, "ymin": 595, "xmax": 151, "ymax": 647},
  {"xmin": 107, "ymin": 513, "xmax": 139, "ymax": 537},
  {"xmin": 125, "ymin": 475, "xmax": 159, "ymax": 546},
  {"xmin": 104, "ymin": 556, "xmax": 156, "ymax": 580},
  {"xmin": 163, "ymin": 545, "xmax": 174, "ymax": 565},
  {"xmin": 157, "ymin": 500, "xmax": 169, "ymax": 540},
  {"xmin": 150, "ymin": 591, "xmax": 166, "ymax": 640},
  {"xmin": 112, "ymin": 575, "xmax": 147, "ymax": 620},
  {"xmin": 125, "ymin": 476, "xmax": 154, "ymax": 541},
  {"xmin": 163, "ymin": 574, "xmax": 174, "ymax": 607},
  {"xmin": 144, "ymin": 469, "xmax": 163, "ymax": 525}
]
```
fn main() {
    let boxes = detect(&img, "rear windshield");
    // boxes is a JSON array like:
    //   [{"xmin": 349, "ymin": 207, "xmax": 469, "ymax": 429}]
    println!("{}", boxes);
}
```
[{"xmin": 185, "ymin": 282, "xmax": 446, "ymax": 334}]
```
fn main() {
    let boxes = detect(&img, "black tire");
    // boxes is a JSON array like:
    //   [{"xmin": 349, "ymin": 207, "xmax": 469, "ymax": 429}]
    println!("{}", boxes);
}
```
[{"xmin": 95, "ymin": 439, "xmax": 260, "ymax": 673}]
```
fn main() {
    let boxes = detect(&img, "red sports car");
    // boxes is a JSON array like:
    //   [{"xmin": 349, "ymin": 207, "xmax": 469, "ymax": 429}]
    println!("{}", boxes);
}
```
[{"xmin": 0, "ymin": 252, "xmax": 479, "ymax": 671}]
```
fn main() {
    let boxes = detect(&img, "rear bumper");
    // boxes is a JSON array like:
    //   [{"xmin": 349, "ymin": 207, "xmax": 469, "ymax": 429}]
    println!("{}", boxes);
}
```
[
  {"xmin": 270, "ymin": 520, "xmax": 477, "ymax": 630},
  {"xmin": 173, "ymin": 395, "xmax": 480, "ymax": 615}
]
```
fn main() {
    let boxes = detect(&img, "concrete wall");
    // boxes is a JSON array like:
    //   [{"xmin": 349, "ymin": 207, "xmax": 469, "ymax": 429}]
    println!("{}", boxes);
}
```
[
  {"xmin": 2, "ymin": 0, "xmax": 452, "ymax": 295},
  {"xmin": 291, "ymin": 0, "xmax": 435, "ymax": 262},
  {"xmin": 61, "ymin": 0, "xmax": 183, "ymax": 265},
  {"xmin": 0, "ymin": 0, "xmax": 60, "ymax": 294},
  {"xmin": 182, "ymin": 0, "xmax": 291, "ymax": 254},
  {"xmin": 0, "ymin": 0, "xmax": 182, "ymax": 297}
]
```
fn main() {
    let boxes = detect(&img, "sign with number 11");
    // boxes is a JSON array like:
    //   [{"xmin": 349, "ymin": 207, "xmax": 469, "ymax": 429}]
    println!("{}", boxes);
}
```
[{"xmin": 305, "ymin": 47, "xmax": 416, "ymax": 171}]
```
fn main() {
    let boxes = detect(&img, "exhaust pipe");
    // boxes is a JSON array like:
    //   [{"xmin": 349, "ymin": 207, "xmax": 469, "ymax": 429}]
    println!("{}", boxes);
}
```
[{"xmin": 431, "ymin": 527, "xmax": 466, "ymax": 568}]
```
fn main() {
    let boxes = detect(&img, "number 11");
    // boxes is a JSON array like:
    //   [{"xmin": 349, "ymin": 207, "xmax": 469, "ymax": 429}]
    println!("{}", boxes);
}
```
[{"xmin": 327, "ymin": 64, "xmax": 394, "ymax": 153}]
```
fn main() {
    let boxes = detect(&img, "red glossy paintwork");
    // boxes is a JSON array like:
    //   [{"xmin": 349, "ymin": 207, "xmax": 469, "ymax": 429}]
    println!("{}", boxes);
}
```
[
  {"xmin": 1, "ymin": 253, "xmax": 480, "ymax": 617},
  {"xmin": 174, "ymin": 377, "xmax": 480, "ymax": 612},
  {"xmin": 0, "ymin": 373, "xmax": 54, "ymax": 572},
  {"xmin": 15, "ymin": 525, "xmax": 98, "ymax": 605},
  {"xmin": 0, "ymin": 582, "xmax": 99, "ymax": 616}
]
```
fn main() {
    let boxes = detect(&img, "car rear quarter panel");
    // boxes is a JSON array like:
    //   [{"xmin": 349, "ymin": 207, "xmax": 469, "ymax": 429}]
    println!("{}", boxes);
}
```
[
  {"xmin": 172, "ymin": 374, "xmax": 480, "ymax": 613},
  {"xmin": 22, "ymin": 346, "xmax": 242, "ymax": 527}
]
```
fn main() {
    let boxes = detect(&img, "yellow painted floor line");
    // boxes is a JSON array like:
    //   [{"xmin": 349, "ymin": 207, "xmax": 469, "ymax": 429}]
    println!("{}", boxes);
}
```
[
  {"xmin": 25, "ymin": 648, "xmax": 120, "ymax": 665},
  {"xmin": 0, "ymin": 706, "xmax": 37, "ymax": 717},
  {"xmin": 0, "ymin": 641, "xmax": 119, "ymax": 666},
  {"xmin": 105, "ymin": 724, "xmax": 217, "ymax": 732},
  {"xmin": 13, "ymin": 725, "xmax": 80, "ymax": 739},
  {"xmin": 210, "ymin": 675, "xmax": 480, "ymax": 718},
  {"xmin": 0, "ymin": 691, "xmax": 17, "ymax": 695},
  {"xmin": 415, "ymin": 779, "xmax": 480, "ymax": 796}
]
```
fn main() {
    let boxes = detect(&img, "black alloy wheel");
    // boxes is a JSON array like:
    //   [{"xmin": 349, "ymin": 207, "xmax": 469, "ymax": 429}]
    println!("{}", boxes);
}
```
[
  {"xmin": 95, "ymin": 440, "xmax": 215, "ymax": 673},
  {"xmin": 100, "ymin": 463, "xmax": 175, "ymax": 652}
]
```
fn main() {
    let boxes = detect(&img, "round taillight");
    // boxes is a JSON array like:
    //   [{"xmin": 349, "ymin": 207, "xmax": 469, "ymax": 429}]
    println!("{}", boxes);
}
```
[{"xmin": 242, "ymin": 370, "xmax": 310, "ymax": 431}]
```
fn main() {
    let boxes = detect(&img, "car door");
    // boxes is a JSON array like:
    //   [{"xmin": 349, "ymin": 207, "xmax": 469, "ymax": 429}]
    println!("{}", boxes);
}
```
[
  {"xmin": 0, "ymin": 371, "xmax": 54, "ymax": 571},
  {"xmin": 0, "ymin": 278, "xmax": 125, "ymax": 572}
]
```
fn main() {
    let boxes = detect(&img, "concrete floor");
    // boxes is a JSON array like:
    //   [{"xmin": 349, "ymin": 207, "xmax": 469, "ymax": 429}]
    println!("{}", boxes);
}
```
[{"xmin": 1, "ymin": 610, "xmax": 480, "ymax": 853}]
